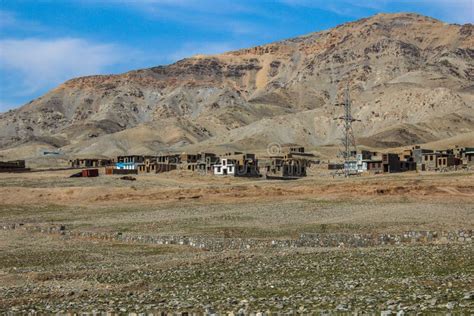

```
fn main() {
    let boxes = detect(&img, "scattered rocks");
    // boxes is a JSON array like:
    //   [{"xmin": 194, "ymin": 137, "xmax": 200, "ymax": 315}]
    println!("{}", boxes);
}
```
[
  {"xmin": 2, "ymin": 223, "xmax": 472, "ymax": 251},
  {"xmin": 1, "ymin": 243, "xmax": 472, "ymax": 313},
  {"xmin": 463, "ymin": 292, "xmax": 474, "ymax": 300}
]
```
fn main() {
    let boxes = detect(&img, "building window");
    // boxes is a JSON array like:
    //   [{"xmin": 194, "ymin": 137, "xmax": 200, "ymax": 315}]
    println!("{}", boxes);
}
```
[{"xmin": 430, "ymin": 156, "xmax": 433, "ymax": 161}]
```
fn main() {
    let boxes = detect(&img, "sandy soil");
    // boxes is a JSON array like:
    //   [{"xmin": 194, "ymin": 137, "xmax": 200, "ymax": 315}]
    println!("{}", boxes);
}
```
[{"xmin": 0, "ymin": 168, "xmax": 473, "ymax": 207}]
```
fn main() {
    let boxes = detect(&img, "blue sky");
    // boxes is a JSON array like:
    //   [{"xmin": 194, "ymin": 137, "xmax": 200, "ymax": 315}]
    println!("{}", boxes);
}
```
[{"xmin": 0, "ymin": 0, "xmax": 472, "ymax": 112}]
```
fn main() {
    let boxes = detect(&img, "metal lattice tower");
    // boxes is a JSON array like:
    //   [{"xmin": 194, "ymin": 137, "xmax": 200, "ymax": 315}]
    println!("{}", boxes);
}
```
[{"xmin": 334, "ymin": 85, "xmax": 359, "ymax": 162}]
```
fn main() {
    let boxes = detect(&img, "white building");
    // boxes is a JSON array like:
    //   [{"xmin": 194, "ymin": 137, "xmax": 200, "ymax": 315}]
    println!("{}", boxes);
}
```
[
  {"xmin": 213, "ymin": 158, "xmax": 235, "ymax": 176},
  {"xmin": 344, "ymin": 154, "xmax": 367, "ymax": 173}
]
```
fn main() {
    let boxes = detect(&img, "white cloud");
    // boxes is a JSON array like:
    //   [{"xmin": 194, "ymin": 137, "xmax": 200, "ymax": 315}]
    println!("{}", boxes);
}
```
[
  {"xmin": 0, "ymin": 37, "xmax": 126, "ymax": 98},
  {"xmin": 0, "ymin": 36, "xmax": 243, "ymax": 111}
]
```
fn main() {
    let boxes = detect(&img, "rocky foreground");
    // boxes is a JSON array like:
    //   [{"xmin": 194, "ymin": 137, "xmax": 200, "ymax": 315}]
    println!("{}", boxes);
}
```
[{"xmin": 1, "ymin": 233, "xmax": 473, "ymax": 314}]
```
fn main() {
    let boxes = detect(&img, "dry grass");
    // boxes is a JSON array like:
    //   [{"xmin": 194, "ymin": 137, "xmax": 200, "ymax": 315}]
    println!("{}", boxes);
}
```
[{"xmin": 0, "ymin": 169, "xmax": 473, "ymax": 237}]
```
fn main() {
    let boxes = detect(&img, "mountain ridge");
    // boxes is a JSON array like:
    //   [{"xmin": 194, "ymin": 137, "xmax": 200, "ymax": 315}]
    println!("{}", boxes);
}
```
[{"xmin": 1, "ymin": 12, "xmax": 473, "ymax": 159}]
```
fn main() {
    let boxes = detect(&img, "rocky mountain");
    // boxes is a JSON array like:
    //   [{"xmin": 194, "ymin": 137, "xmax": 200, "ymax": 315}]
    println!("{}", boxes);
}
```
[{"xmin": 1, "ymin": 13, "xmax": 473, "ymax": 159}]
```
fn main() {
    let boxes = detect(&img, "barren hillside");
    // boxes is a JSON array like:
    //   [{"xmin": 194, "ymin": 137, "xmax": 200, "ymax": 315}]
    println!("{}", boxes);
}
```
[{"xmin": 1, "ymin": 13, "xmax": 473, "ymax": 158}]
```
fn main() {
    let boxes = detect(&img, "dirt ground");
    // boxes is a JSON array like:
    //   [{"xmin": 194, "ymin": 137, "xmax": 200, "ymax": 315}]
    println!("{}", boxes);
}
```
[{"xmin": 1, "ymin": 168, "xmax": 473, "ymax": 313}]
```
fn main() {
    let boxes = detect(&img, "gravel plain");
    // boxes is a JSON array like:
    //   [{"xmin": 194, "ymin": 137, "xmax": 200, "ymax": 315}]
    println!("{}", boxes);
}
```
[{"xmin": 1, "ymin": 170, "xmax": 473, "ymax": 313}]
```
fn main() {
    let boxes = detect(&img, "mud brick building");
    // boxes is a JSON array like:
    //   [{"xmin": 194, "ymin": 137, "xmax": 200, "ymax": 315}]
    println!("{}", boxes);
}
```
[
  {"xmin": 399, "ymin": 148, "xmax": 414, "ymax": 162},
  {"xmin": 400, "ymin": 160, "xmax": 417, "ymax": 172},
  {"xmin": 69, "ymin": 158, "xmax": 113, "ymax": 168},
  {"xmin": 412, "ymin": 146, "xmax": 434, "ymax": 170},
  {"xmin": 436, "ymin": 154, "xmax": 457, "ymax": 169},
  {"xmin": 361, "ymin": 150, "xmax": 379, "ymax": 160},
  {"xmin": 346, "ymin": 151, "xmax": 383, "ymax": 174},
  {"xmin": 137, "ymin": 157, "xmax": 159, "ymax": 174},
  {"xmin": 157, "ymin": 154, "xmax": 180, "ymax": 164},
  {"xmin": 264, "ymin": 145, "xmax": 315, "ymax": 179},
  {"xmin": 155, "ymin": 153, "xmax": 180, "ymax": 173},
  {"xmin": 265, "ymin": 157, "xmax": 309, "ymax": 179},
  {"xmin": 117, "ymin": 155, "xmax": 146, "ymax": 164},
  {"xmin": 462, "ymin": 147, "xmax": 474, "ymax": 166},
  {"xmin": 178, "ymin": 153, "xmax": 199, "ymax": 171},
  {"xmin": 421, "ymin": 152, "xmax": 441, "ymax": 170},
  {"xmin": 106, "ymin": 155, "xmax": 145, "ymax": 174},
  {"xmin": 281, "ymin": 143, "xmax": 305, "ymax": 154},
  {"xmin": 196, "ymin": 153, "xmax": 219, "ymax": 173},
  {"xmin": 382, "ymin": 153, "xmax": 401, "ymax": 173},
  {"xmin": 341, "ymin": 151, "xmax": 410, "ymax": 174},
  {"xmin": 366, "ymin": 159, "xmax": 383, "ymax": 173}
]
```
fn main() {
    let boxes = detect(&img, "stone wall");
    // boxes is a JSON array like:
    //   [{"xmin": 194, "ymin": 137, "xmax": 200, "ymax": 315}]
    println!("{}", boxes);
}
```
[{"xmin": 2, "ymin": 223, "xmax": 472, "ymax": 252}]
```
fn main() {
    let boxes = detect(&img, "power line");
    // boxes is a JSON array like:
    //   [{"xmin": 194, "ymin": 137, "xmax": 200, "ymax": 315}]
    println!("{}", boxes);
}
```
[{"xmin": 334, "ymin": 84, "xmax": 360, "ymax": 164}]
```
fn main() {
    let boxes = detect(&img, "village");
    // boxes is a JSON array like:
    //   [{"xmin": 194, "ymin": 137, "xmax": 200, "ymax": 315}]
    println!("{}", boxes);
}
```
[
  {"xmin": 2, "ymin": 144, "xmax": 472, "ymax": 179},
  {"xmin": 331, "ymin": 145, "xmax": 474, "ymax": 175},
  {"xmin": 68, "ymin": 143, "xmax": 317, "ymax": 179},
  {"xmin": 69, "ymin": 144, "xmax": 474, "ymax": 178}
]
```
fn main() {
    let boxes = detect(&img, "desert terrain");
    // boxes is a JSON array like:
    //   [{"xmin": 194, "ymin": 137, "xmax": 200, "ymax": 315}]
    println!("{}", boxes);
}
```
[
  {"xmin": 1, "ymin": 7, "xmax": 473, "ymax": 315},
  {"xmin": 1, "ymin": 168, "xmax": 473, "ymax": 313}
]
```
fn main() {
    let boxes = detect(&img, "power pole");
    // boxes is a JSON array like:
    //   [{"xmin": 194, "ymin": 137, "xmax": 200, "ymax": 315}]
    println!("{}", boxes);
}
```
[{"xmin": 334, "ymin": 85, "xmax": 360, "ymax": 168}]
